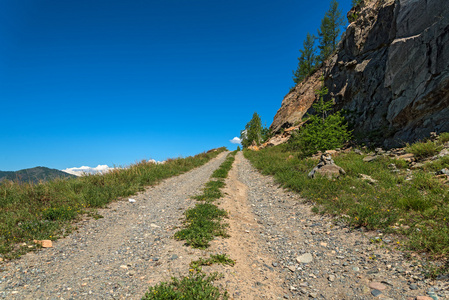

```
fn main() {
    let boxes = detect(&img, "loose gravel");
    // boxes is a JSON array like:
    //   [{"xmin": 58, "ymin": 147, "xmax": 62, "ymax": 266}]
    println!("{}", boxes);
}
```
[
  {"xmin": 236, "ymin": 152, "xmax": 448, "ymax": 300},
  {"xmin": 0, "ymin": 152, "xmax": 228, "ymax": 300}
]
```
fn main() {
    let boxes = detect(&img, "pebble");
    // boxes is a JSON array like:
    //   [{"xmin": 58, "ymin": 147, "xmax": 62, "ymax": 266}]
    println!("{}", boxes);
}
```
[
  {"xmin": 369, "ymin": 282, "xmax": 387, "ymax": 291},
  {"xmin": 296, "ymin": 253, "xmax": 313, "ymax": 264}
]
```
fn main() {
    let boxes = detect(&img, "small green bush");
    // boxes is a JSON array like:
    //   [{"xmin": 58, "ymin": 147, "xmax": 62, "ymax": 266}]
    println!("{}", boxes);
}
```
[
  {"xmin": 406, "ymin": 140, "xmax": 441, "ymax": 159},
  {"xmin": 439, "ymin": 132, "xmax": 449, "ymax": 144},
  {"xmin": 288, "ymin": 82, "xmax": 351, "ymax": 157},
  {"xmin": 143, "ymin": 272, "xmax": 228, "ymax": 300}
]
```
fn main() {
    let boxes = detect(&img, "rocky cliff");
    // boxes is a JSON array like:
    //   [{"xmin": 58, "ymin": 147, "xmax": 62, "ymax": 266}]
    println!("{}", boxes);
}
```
[{"xmin": 270, "ymin": 0, "xmax": 449, "ymax": 147}]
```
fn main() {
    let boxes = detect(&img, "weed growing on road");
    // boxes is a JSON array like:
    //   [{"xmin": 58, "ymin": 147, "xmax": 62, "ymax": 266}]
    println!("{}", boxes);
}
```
[
  {"xmin": 174, "ymin": 203, "xmax": 229, "ymax": 248},
  {"xmin": 152, "ymin": 151, "xmax": 237, "ymax": 299},
  {"xmin": 175, "ymin": 151, "xmax": 237, "ymax": 248},
  {"xmin": 212, "ymin": 154, "xmax": 236, "ymax": 179},
  {"xmin": 192, "ymin": 180, "xmax": 225, "ymax": 202},
  {"xmin": 0, "ymin": 148, "xmax": 226, "ymax": 259},
  {"xmin": 244, "ymin": 141, "xmax": 449, "ymax": 273},
  {"xmin": 142, "ymin": 271, "xmax": 228, "ymax": 300},
  {"xmin": 190, "ymin": 254, "xmax": 235, "ymax": 272}
]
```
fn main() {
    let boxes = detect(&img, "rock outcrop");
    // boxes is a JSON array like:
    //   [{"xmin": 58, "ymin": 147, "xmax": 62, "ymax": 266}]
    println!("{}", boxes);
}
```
[
  {"xmin": 271, "ymin": 0, "xmax": 449, "ymax": 147},
  {"xmin": 308, "ymin": 154, "xmax": 346, "ymax": 179}
]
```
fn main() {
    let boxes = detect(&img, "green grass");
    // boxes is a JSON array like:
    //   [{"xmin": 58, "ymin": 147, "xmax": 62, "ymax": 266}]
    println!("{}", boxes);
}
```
[
  {"xmin": 405, "ymin": 134, "xmax": 449, "ymax": 159},
  {"xmin": 174, "ymin": 203, "xmax": 229, "ymax": 248},
  {"xmin": 439, "ymin": 132, "xmax": 449, "ymax": 144},
  {"xmin": 211, "ymin": 153, "xmax": 236, "ymax": 179},
  {"xmin": 192, "ymin": 180, "xmax": 225, "ymax": 202},
  {"xmin": 142, "ymin": 271, "xmax": 228, "ymax": 300},
  {"xmin": 244, "ymin": 143, "xmax": 449, "ymax": 266},
  {"xmin": 145, "ymin": 152, "xmax": 237, "ymax": 299},
  {"xmin": 142, "ymin": 255, "xmax": 235, "ymax": 299},
  {"xmin": 189, "ymin": 254, "xmax": 235, "ymax": 272},
  {"xmin": 0, "ymin": 148, "xmax": 226, "ymax": 259},
  {"xmin": 422, "ymin": 156, "xmax": 449, "ymax": 172},
  {"xmin": 406, "ymin": 140, "xmax": 442, "ymax": 159},
  {"xmin": 175, "ymin": 151, "xmax": 236, "ymax": 248}
]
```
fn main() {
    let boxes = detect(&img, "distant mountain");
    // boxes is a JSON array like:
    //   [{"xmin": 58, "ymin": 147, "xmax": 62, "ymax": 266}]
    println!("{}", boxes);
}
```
[{"xmin": 0, "ymin": 167, "xmax": 76, "ymax": 184}]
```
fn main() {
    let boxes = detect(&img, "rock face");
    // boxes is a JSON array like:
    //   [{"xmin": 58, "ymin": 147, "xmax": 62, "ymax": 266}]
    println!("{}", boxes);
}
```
[{"xmin": 271, "ymin": 0, "xmax": 449, "ymax": 147}]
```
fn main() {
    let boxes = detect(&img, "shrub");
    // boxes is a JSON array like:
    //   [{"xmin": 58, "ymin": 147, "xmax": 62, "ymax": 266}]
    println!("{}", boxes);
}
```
[
  {"xmin": 406, "ymin": 140, "xmax": 441, "ymax": 159},
  {"xmin": 439, "ymin": 132, "xmax": 449, "ymax": 144},
  {"xmin": 288, "ymin": 81, "xmax": 351, "ymax": 157}
]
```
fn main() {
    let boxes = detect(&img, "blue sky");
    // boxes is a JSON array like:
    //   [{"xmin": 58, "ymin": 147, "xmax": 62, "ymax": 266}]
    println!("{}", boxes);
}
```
[{"xmin": 0, "ymin": 0, "xmax": 353, "ymax": 171}]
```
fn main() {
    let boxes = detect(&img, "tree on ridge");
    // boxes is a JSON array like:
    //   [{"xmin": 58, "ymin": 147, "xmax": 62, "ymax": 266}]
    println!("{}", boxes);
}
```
[
  {"xmin": 317, "ymin": 0, "xmax": 345, "ymax": 65},
  {"xmin": 292, "ymin": 32, "xmax": 317, "ymax": 84}
]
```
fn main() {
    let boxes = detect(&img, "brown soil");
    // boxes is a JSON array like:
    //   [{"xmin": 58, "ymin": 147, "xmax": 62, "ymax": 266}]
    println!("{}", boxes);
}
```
[{"xmin": 203, "ymin": 153, "xmax": 284, "ymax": 299}]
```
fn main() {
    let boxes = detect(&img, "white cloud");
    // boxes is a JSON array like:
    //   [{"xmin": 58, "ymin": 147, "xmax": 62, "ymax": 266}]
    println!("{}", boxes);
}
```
[
  {"xmin": 62, "ymin": 160, "xmax": 166, "ymax": 177},
  {"xmin": 62, "ymin": 165, "xmax": 115, "ymax": 177},
  {"xmin": 148, "ymin": 159, "xmax": 165, "ymax": 164},
  {"xmin": 230, "ymin": 137, "xmax": 242, "ymax": 144}
]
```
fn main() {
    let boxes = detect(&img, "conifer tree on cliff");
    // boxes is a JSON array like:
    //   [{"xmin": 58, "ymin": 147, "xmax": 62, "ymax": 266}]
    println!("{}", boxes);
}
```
[
  {"xmin": 292, "ymin": 32, "xmax": 316, "ymax": 84},
  {"xmin": 317, "ymin": 0, "xmax": 345, "ymax": 65},
  {"xmin": 240, "ymin": 112, "xmax": 262, "ymax": 148}
]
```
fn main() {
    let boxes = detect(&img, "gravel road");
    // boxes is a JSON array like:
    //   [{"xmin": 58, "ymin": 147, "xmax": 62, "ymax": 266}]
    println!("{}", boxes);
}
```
[
  {"xmin": 0, "ymin": 152, "xmax": 228, "ymax": 300},
  {"xmin": 233, "ymin": 152, "xmax": 448, "ymax": 300},
  {"xmin": 1, "ymin": 151, "xmax": 448, "ymax": 300}
]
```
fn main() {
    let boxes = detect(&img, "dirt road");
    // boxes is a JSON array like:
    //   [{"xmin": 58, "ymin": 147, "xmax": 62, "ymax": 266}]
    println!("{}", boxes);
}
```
[{"xmin": 1, "ymin": 151, "xmax": 447, "ymax": 299}]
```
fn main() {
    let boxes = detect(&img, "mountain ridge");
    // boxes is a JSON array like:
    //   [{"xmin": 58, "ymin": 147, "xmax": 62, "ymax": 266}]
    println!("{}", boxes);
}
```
[{"xmin": 0, "ymin": 167, "xmax": 76, "ymax": 184}]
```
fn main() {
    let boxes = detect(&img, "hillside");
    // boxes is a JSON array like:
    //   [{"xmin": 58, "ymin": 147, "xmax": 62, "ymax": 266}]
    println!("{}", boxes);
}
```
[
  {"xmin": 270, "ymin": 0, "xmax": 449, "ymax": 147},
  {"xmin": 0, "ymin": 167, "xmax": 76, "ymax": 184}
]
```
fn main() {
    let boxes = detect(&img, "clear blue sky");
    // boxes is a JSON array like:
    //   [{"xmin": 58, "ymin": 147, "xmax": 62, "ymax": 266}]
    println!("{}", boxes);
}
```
[{"xmin": 0, "ymin": 0, "xmax": 353, "ymax": 171}]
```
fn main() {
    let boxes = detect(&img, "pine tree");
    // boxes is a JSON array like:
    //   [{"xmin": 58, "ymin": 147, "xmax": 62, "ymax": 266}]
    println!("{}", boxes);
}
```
[
  {"xmin": 317, "ymin": 0, "xmax": 345, "ymax": 64},
  {"xmin": 240, "ymin": 112, "xmax": 263, "ymax": 148},
  {"xmin": 292, "ymin": 33, "xmax": 317, "ymax": 84},
  {"xmin": 351, "ymin": 0, "xmax": 363, "ymax": 7}
]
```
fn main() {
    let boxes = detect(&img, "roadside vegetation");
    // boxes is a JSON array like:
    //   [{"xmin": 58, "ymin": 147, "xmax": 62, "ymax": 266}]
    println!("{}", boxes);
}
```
[
  {"xmin": 145, "ymin": 151, "xmax": 237, "ymax": 300},
  {"xmin": 142, "ymin": 254, "xmax": 234, "ymax": 300},
  {"xmin": 175, "ymin": 151, "xmax": 237, "ymax": 248},
  {"xmin": 142, "ymin": 271, "xmax": 227, "ymax": 300},
  {"xmin": 244, "ymin": 134, "xmax": 449, "ymax": 276},
  {"xmin": 0, "ymin": 148, "xmax": 226, "ymax": 259}
]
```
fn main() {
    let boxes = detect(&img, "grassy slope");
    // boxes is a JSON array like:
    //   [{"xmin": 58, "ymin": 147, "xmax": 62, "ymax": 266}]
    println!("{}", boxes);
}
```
[
  {"xmin": 0, "ymin": 148, "xmax": 226, "ymax": 259},
  {"xmin": 244, "ymin": 141, "xmax": 449, "ymax": 273}
]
